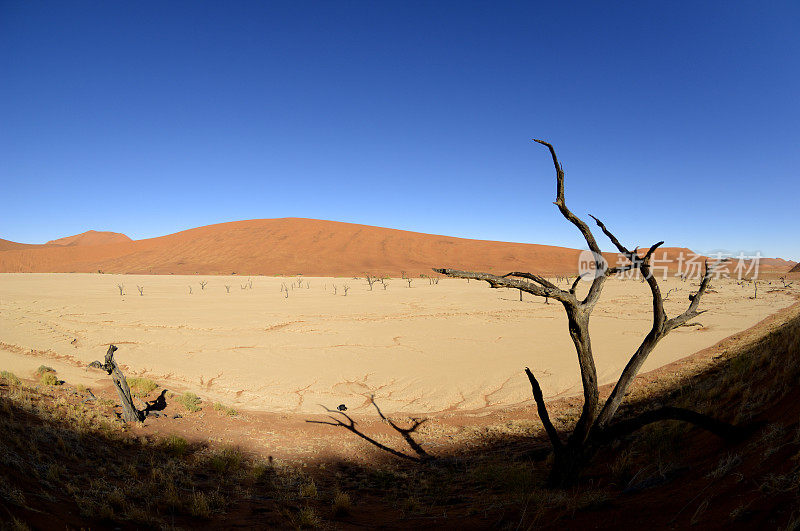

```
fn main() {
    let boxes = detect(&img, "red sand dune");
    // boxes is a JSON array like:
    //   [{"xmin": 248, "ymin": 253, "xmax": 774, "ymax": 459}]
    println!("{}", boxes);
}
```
[
  {"xmin": 46, "ymin": 230, "xmax": 132, "ymax": 247},
  {"xmin": 0, "ymin": 218, "xmax": 794, "ymax": 277}
]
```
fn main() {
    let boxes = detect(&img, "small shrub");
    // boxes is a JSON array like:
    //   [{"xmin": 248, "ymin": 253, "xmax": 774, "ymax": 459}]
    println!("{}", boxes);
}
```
[
  {"xmin": 298, "ymin": 506, "xmax": 321, "ymax": 528},
  {"xmin": 213, "ymin": 402, "xmax": 238, "ymax": 416},
  {"xmin": 332, "ymin": 490, "xmax": 351, "ymax": 516},
  {"xmin": 190, "ymin": 491, "xmax": 211, "ymax": 518},
  {"xmin": 178, "ymin": 392, "xmax": 202, "ymax": 412},
  {"xmin": 0, "ymin": 371, "xmax": 20, "ymax": 386},
  {"xmin": 299, "ymin": 480, "xmax": 317, "ymax": 498},
  {"xmin": 35, "ymin": 365, "xmax": 55, "ymax": 376},
  {"xmin": 164, "ymin": 434, "xmax": 190, "ymax": 456},
  {"xmin": 39, "ymin": 372, "xmax": 61, "ymax": 386},
  {"xmin": 127, "ymin": 377, "xmax": 158, "ymax": 397},
  {"xmin": 208, "ymin": 446, "xmax": 244, "ymax": 474}
]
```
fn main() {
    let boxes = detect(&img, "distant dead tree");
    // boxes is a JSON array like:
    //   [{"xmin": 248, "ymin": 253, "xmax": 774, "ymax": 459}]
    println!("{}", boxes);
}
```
[
  {"xmin": 366, "ymin": 273, "xmax": 377, "ymax": 291},
  {"xmin": 343, "ymin": 284, "xmax": 350, "ymax": 296},
  {"xmin": 380, "ymin": 276, "xmax": 389, "ymax": 290},
  {"xmin": 89, "ymin": 345, "xmax": 145, "ymax": 423},
  {"xmin": 307, "ymin": 396, "xmax": 430, "ymax": 462},
  {"xmin": 280, "ymin": 283, "xmax": 289, "ymax": 298},
  {"xmin": 434, "ymin": 139, "xmax": 742, "ymax": 487},
  {"xmin": 406, "ymin": 278, "xmax": 413, "ymax": 288},
  {"xmin": 199, "ymin": 281, "xmax": 208, "ymax": 290},
  {"xmin": 225, "ymin": 285, "xmax": 231, "ymax": 293},
  {"xmin": 188, "ymin": 286, "xmax": 193, "ymax": 294},
  {"xmin": 117, "ymin": 284, "xmax": 125, "ymax": 296},
  {"xmin": 136, "ymin": 285, "xmax": 144, "ymax": 296},
  {"xmin": 332, "ymin": 285, "xmax": 338, "ymax": 295},
  {"xmin": 751, "ymin": 280, "xmax": 759, "ymax": 299}
]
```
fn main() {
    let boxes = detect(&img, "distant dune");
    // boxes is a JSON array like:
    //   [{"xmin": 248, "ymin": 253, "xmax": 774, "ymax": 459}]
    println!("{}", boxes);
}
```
[
  {"xmin": 46, "ymin": 230, "xmax": 133, "ymax": 247},
  {"xmin": 0, "ymin": 218, "xmax": 794, "ymax": 276}
]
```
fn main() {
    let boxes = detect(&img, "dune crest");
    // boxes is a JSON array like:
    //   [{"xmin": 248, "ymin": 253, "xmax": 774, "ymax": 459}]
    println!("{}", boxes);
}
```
[
  {"xmin": 46, "ymin": 230, "xmax": 132, "ymax": 247},
  {"xmin": 0, "ymin": 218, "xmax": 793, "ymax": 276}
]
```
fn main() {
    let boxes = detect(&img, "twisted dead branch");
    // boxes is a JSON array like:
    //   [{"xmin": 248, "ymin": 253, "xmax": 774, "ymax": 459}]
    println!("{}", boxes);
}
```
[{"xmin": 434, "ymin": 139, "xmax": 739, "ymax": 486}]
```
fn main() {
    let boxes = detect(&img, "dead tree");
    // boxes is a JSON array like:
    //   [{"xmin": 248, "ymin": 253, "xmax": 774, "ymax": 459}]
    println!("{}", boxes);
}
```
[
  {"xmin": 188, "ymin": 285, "xmax": 193, "ymax": 294},
  {"xmin": 89, "ymin": 345, "xmax": 145, "ymax": 423},
  {"xmin": 406, "ymin": 278, "xmax": 413, "ymax": 288},
  {"xmin": 366, "ymin": 273, "xmax": 377, "ymax": 291},
  {"xmin": 307, "ymin": 396, "xmax": 430, "ymax": 462},
  {"xmin": 434, "ymin": 139, "xmax": 741, "ymax": 487},
  {"xmin": 343, "ymin": 284, "xmax": 350, "ymax": 296},
  {"xmin": 225, "ymin": 285, "xmax": 231, "ymax": 293},
  {"xmin": 117, "ymin": 284, "xmax": 124, "ymax": 296},
  {"xmin": 136, "ymin": 285, "xmax": 144, "ymax": 296},
  {"xmin": 199, "ymin": 281, "xmax": 208, "ymax": 290}
]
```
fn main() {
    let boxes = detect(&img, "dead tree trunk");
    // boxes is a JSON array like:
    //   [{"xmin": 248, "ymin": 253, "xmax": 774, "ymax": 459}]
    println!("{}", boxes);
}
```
[
  {"xmin": 89, "ymin": 345, "xmax": 144, "ymax": 423},
  {"xmin": 435, "ymin": 139, "xmax": 741, "ymax": 487}
]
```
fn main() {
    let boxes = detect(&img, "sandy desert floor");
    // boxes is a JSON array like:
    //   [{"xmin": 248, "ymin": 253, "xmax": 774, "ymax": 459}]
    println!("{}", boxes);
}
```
[{"xmin": 0, "ymin": 273, "xmax": 796, "ymax": 415}]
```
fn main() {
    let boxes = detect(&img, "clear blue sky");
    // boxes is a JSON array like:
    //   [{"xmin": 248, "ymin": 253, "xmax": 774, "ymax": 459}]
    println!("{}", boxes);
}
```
[{"xmin": 2, "ymin": 2, "xmax": 798, "ymax": 260}]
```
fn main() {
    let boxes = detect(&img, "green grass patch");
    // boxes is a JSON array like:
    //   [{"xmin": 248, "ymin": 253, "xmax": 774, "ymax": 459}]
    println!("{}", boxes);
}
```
[
  {"xmin": 178, "ymin": 392, "xmax": 202, "ymax": 412},
  {"xmin": 0, "ymin": 371, "xmax": 21, "ymax": 386},
  {"xmin": 212, "ymin": 402, "xmax": 237, "ymax": 416},
  {"xmin": 35, "ymin": 365, "xmax": 55, "ymax": 376},
  {"xmin": 127, "ymin": 377, "xmax": 158, "ymax": 397}
]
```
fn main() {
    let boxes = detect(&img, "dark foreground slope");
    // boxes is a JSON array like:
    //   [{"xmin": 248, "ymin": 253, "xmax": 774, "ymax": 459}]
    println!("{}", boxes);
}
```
[{"xmin": 1, "ymin": 303, "xmax": 800, "ymax": 529}]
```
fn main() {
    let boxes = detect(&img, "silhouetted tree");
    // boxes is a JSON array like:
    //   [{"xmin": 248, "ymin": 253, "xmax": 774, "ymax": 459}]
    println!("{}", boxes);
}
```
[{"xmin": 434, "ymin": 140, "xmax": 741, "ymax": 487}]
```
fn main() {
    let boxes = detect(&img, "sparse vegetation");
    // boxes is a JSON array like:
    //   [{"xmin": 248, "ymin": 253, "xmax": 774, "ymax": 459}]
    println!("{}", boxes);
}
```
[
  {"xmin": 1, "ymin": 371, "xmax": 21, "ymax": 386},
  {"xmin": 213, "ymin": 401, "xmax": 237, "ymax": 416},
  {"xmin": 0, "ymin": 311, "xmax": 799, "ymax": 527},
  {"xmin": 178, "ymin": 392, "xmax": 202, "ymax": 412},
  {"xmin": 126, "ymin": 377, "xmax": 158, "ymax": 397}
]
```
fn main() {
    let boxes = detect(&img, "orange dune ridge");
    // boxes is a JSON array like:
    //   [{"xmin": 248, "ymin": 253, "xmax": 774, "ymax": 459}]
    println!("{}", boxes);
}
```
[
  {"xmin": 46, "ymin": 230, "xmax": 132, "ymax": 247},
  {"xmin": 0, "ymin": 218, "xmax": 795, "ymax": 277}
]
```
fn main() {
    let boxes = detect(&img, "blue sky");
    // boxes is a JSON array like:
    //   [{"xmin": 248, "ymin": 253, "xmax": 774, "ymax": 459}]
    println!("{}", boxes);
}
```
[{"xmin": 1, "ymin": 2, "xmax": 798, "ymax": 260}]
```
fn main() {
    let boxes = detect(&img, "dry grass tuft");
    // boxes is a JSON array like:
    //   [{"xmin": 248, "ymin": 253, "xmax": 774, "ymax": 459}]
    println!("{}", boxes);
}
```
[
  {"xmin": 213, "ymin": 401, "xmax": 238, "ymax": 416},
  {"xmin": 178, "ymin": 391, "xmax": 202, "ymax": 412},
  {"xmin": 126, "ymin": 377, "xmax": 158, "ymax": 397},
  {"xmin": 1, "ymin": 371, "xmax": 21, "ymax": 386}
]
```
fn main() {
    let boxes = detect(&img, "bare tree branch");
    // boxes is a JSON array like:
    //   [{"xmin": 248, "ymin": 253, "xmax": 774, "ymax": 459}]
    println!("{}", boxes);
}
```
[
  {"xmin": 534, "ymin": 139, "xmax": 602, "ymax": 257},
  {"xmin": 433, "ymin": 268, "xmax": 573, "ymax": 304},
  {"xmin": 595, "ymin": 261, "xmax": 716, "ymax": 428},
  {"xmin": 525, "ymin": 367, "xmax": 562, "ymax": 449}
]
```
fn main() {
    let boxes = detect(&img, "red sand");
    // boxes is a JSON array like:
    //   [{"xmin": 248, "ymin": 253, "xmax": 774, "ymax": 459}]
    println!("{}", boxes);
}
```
[
  {"xmin": 0, "ymin": 218, "xmax": 794, "ymax": 276},
  {"xmin": 46, "ymin": 230, "xmax": 132, "ymax": 247}
]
